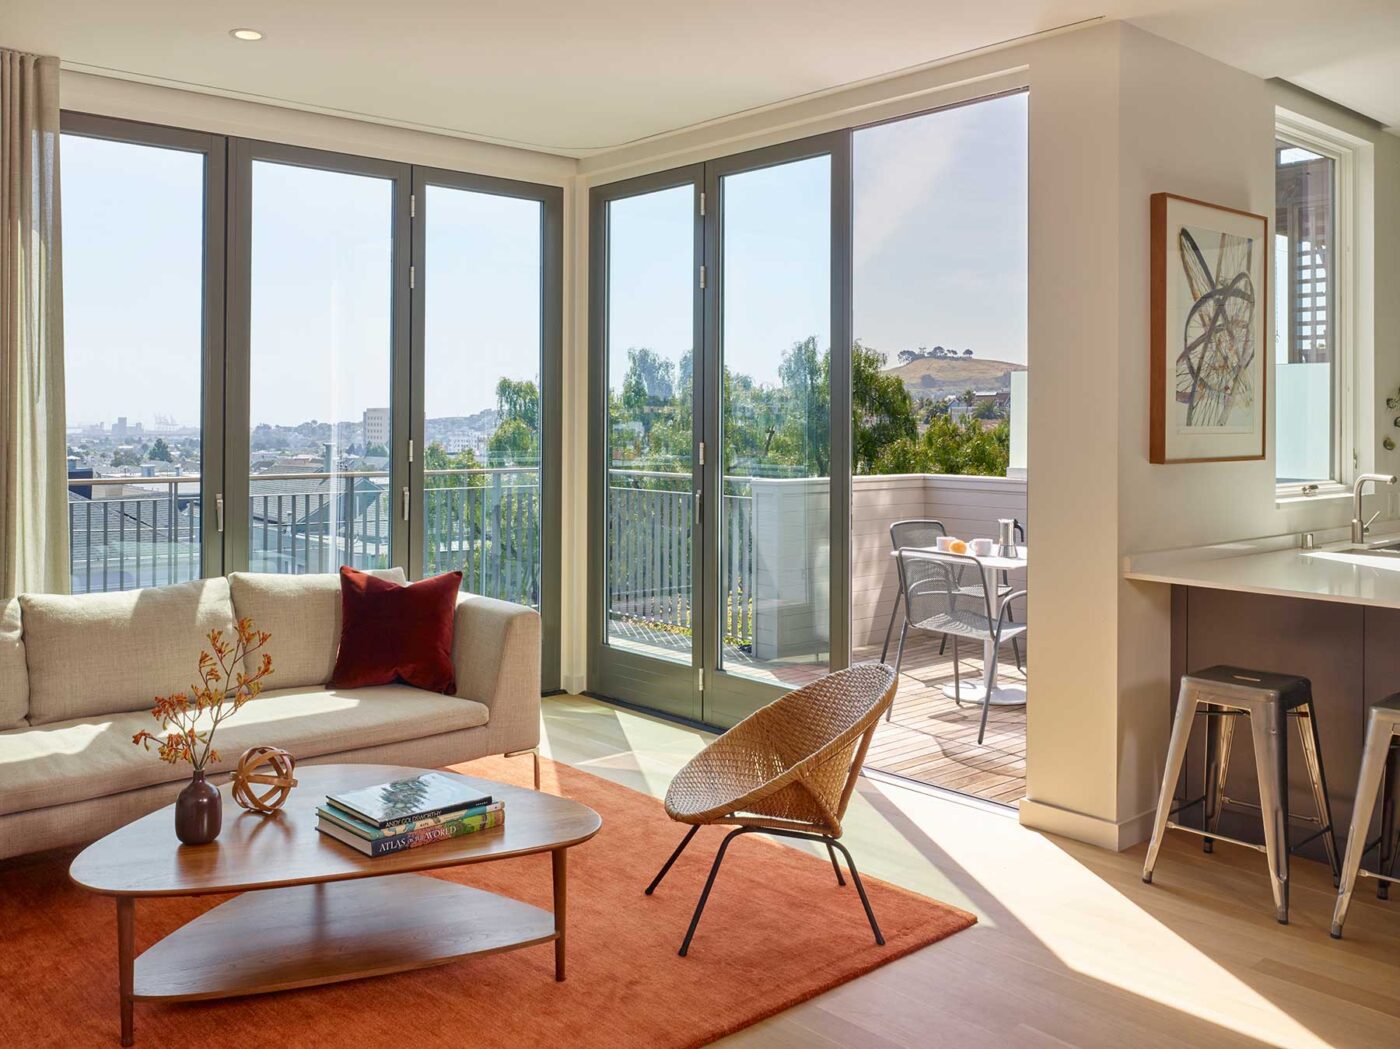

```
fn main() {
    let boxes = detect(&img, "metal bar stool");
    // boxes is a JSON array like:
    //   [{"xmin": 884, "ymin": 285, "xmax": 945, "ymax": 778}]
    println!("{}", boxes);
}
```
[
  {"xmin": 1142, "ymin": 666, "xmax": 1341, "ymax": 924},
  {"xmin": 1330, "ymin": 694, "xmax": 1400, "ymax": 938}
]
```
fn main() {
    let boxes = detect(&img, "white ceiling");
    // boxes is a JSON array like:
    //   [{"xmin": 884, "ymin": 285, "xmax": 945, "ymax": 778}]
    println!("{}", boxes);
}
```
[{"xmin": 2, "ymin": 1, "xmax": 1397, "ymax": 155}]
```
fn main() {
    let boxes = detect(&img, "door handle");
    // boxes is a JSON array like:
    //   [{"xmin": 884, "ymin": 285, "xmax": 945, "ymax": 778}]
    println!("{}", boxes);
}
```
[
  {"xmin": 401, "ymin": 486, "xmax": 410, "ymax": 522},
  {"xmin": 694, "ymin": 489, "xmax": 702, "ymax": 526},
  {"xmin": 215, "ymin": 493, "xmax": 224, "ymax": 533}
]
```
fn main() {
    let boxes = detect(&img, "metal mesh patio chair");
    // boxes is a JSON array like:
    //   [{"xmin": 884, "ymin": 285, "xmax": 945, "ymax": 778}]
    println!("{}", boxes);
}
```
[
  {"xmin": 644, "ymin": 662, "xmax": 899, "ymax": 956},
  {"xmin": 894, "ymin": 549, "xmax": 1026, "ymax": 744},
  {"xmin": 880, "ymin": 520, "xmax": 1013, "ymax": 665}
]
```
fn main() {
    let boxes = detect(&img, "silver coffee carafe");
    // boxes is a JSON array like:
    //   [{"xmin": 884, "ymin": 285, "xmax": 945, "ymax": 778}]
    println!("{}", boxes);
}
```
[{"xmin": 997, "ymin": 518, "xmax": 1018, "ymax": 558}]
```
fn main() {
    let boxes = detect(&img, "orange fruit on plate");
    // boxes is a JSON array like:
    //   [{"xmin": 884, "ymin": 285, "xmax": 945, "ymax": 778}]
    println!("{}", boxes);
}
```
[{"xmin": 948, "ymin": 539, "xmax": 968, "ymax": 554}]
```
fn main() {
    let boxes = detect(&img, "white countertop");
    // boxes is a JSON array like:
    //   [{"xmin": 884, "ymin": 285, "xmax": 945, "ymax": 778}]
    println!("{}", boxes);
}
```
[{"xmin": 1124, "ymin": 532, "xmax": 1400, "ymax": 610}]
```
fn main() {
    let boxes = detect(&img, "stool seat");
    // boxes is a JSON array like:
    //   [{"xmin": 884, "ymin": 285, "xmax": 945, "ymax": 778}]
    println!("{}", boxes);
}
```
[
  {"xmin": 1142, "ymin": 665, "xmax": 1339, "ymax": 924},
  {"xmin": 1182, "ymin": 666, "xmax": 1313, "ymax": 709}
]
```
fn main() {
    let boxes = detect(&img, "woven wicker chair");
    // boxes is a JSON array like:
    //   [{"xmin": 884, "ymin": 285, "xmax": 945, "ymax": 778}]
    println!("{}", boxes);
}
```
[{"xmin": 645, "ymin": 662, "xmax": 899, "ymax": 956}]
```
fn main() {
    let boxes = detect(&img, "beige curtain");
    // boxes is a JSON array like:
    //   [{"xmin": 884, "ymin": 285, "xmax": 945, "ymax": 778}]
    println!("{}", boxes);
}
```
[{"xmin": 0, "ymin": 49, "xmax": 67, "ymax": 597}]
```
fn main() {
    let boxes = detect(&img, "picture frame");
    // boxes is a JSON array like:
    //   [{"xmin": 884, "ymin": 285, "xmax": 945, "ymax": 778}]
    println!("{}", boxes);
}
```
[{"xmin": 1150, "ymin": 192, "xmax": 1269, "ymax": 464}]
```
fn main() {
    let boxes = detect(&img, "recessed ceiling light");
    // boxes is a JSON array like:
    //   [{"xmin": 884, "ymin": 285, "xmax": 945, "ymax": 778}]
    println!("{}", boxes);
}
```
[{"xmin": 229, "ymin": 28, "xmax": 263, "ymax": 42}]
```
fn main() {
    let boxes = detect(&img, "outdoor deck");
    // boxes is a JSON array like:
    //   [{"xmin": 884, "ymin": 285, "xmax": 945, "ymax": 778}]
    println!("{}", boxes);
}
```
[
  {"xmin": 856, "ymin": 634, "xmax": 1027, "ymax": 806},
  {"xmin": 608, "ymin": 618, "xmax": 1028, "ymax": 808}
]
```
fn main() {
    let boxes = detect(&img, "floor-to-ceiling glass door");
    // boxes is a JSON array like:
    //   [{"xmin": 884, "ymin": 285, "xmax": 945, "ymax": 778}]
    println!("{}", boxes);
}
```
[
  {"xmin": 589, "ymin": 136, "xmax": 851, "ymax": 728},
  {"xmin": 410, "ymin": 168, "xmax": 563, "ymax": 692},
  {"xmin": 226, "ymin": 142, "xmax": 411, "ymax": 576},
  {"xmin": 589, "ymin": 169, "xmax": 705, "ymax": 720}
]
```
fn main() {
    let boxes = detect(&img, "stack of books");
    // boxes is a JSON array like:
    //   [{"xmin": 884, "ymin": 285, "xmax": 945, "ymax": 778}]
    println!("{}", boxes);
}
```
[{"xmin": 316, "ymin": 771, "xmax": 505, "ymax": 857}]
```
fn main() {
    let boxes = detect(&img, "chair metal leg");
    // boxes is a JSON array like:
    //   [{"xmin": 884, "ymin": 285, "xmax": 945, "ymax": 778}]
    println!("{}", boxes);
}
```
[
  {"xmin": 678, "ymin": 827, "xmax": 748, "ymax": 956},
  {"xmin": 888, "ymin": 621, "xmax": 910, "ymax": 722},
  {"xmin": 1332, "ymin": 723, "xmax": 1395, "ymax": 937},
  {"xmin": 880, "ymin": 592, "xmax": 902, "ymax": 664},
  {"xmin": 1250, "ymin": 700, "xmax": 1291, "ymax": 924},
  {"xmin": 827, "ymin": 837, "xmax": 884, "ymax": 946},
  {"xmin": 646, "ymin": 825, "xmax": 700, "ymax": 896},
  {"xmin": 976, "ymin": 639, "xmax": 997, "ymax": 745},
  {"xmin": 1143, "ymin": 685, "xmax": 1198, "ymax": 884},
  {"xmin": 1295, "ymin": 703, "xmax": 1341, "ymax": 882},
  {"xmin": 939, "ymin": 633, "xmax": 948, "ymax": 657},
  {"xmin": 826, "ymin": 841, "xmax": 846, "ymax": 887},
  {"xmin": 951, "ymin": 635, "xmax": 961, "ymax": 707},
  {"xmin": 1202, "ymin": 706, "xmax": 1237, "ymax": 854}
]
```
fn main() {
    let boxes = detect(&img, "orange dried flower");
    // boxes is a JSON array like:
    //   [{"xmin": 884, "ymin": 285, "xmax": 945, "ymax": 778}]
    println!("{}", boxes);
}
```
[{"xmin": 132, "ymin": 616, "xmax": 275, "ymax": 772}]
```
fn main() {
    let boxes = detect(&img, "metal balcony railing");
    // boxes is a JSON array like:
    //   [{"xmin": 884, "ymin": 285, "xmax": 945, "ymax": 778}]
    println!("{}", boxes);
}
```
[{"xmin": 67, "ymin": 465, "xmax": 761, "ymax": 646}]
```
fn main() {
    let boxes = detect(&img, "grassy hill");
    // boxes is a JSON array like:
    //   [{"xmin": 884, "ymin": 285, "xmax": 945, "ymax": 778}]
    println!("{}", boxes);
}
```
[{"xmin": 884, "ymin": 356, "xmax": 1026, "ymax": 398}]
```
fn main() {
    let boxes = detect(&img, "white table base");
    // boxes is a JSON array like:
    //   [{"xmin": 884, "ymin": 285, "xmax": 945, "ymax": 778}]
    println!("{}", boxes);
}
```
[{"xmin": 941, "ymin": 681, "xmax": 1027, "ymax": 706}]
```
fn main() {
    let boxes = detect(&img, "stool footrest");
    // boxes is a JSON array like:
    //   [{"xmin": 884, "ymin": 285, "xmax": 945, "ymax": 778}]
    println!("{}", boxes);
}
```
[
  {"xmin": 1165, "ymin": 821, "xmax": 1268, "ymax": 854},
  {"xmin": 1219, "ymin": 794, "xmax": 1326, "ymax": 825},
  {"xmin": 1359, "ymin": 868, "xmax": 1400, "ymax": 885}
]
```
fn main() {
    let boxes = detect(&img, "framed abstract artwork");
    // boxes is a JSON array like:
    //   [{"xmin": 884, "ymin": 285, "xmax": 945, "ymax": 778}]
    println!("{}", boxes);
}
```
[{"xmin": 1150, "ymin": 193, "xmax": 1268, "ymax": 463}]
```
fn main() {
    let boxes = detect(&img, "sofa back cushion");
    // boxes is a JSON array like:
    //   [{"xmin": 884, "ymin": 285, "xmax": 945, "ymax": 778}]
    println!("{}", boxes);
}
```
[
  {"xmin": 228, "ymin": 569, "xmax": 407, "ymax": 691},
  {"xmin": 21, "ymin": 578, "xmax": 238, "ymax": 726},
  {"xmin": 0, "ymin": 598, "xmax": 27, "ymax": 729}
]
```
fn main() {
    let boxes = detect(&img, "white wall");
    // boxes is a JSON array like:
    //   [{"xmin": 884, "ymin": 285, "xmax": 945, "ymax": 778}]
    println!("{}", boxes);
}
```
[{"xmin": 60, "ymin": 70, "xmax": 576, "ymax": 184}]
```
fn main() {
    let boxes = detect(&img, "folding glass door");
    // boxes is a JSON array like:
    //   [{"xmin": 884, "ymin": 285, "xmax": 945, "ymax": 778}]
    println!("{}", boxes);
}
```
[
  {"xmin": 590, "ymin": 136, "xmax": 851, "ymax": 728},
  {"xmin": 59, "ymin": 116, "xmax": 225, "ymax": 592},
  {"xmin": 410, "ymin": 169, "xmax": 563, "ymax": 690},
  {"xmin": 229, "ymin": 143, "xmax": 409, "ymax": 575}
]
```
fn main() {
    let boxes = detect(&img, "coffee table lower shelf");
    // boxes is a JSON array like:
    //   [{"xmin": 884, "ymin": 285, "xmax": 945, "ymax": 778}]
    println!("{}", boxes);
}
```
[{"xmin": 131, "ymin": 873, "xmax": 558, "ymax": 1003}]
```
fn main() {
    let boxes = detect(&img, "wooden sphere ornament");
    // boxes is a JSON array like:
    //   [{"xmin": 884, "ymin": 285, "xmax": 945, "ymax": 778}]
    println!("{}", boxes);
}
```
[{"xmin": 231, "ymin": 746, "xmax": 298, "ymax": 814}]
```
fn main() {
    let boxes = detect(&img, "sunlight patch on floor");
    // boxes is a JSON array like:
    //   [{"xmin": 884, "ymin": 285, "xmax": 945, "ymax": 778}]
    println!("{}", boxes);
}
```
[{"xmin": 848, "ymin": 777, "xmax": 1334, "ymax": 1049}]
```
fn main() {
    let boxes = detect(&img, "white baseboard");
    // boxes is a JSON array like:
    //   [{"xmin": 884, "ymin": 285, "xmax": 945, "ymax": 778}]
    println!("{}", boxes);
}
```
[{"xmin": 1019, "ymin": 797, "xmax": 1157, "ymax": 852}]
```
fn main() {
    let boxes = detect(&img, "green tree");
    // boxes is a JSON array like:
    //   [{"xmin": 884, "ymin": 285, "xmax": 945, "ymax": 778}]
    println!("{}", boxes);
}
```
[
  {"xmin": 495, "ymin": 377, "xmax": 539, "ymax": 433},
  {"xmin": 874, "ymin": 416, "xmax": 1009, "ymax": 476},
  {"xmin": 486, "ymin": 377, "xmax": 540, "ymax": 467},
  {"xmin": 962, "ymin": 388, "xmax": 976, "ymax": 407},
  {"xmin": 148, "ymin": 438, "xmax": 173, "ymax": 462},
  {"xmin": 852, "ymin": 341, "xmax": 917, "ymax": 474},
  {"xmin": 974, "ymin": 398, "xmax": 1001, "ymax": 420},
  {"xmin": 364, "ymin": 444, "xmax": 389, "ymax": 458}
]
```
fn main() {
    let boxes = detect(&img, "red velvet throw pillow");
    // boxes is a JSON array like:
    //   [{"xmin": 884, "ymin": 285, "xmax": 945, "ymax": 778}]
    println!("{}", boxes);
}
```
[{"xmin": 329, "ymin": 567, "xmax": 462, "ymax": 693}]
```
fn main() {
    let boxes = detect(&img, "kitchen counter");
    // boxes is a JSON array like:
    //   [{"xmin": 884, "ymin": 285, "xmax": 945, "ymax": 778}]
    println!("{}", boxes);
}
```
[
  {"xmin": 1124, "ymin": 534, "xmax": 1400, "ymax": 610},
  {"xmin": 1128, "ymin": 531, "xmax": 1400, "ymax": 870}
]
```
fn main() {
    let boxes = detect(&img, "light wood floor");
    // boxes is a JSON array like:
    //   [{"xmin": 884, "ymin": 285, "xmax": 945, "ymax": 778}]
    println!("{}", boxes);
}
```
[
  {"xmin": 857, "ymin": 634, "xmax": 1027, "ymax": 805},
  {"xmin": 540, "ymin": 693, "xmax": 1400, "ymax": 1049}
]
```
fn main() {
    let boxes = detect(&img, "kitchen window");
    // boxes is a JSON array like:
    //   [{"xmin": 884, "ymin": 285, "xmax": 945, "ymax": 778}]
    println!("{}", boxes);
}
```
[{"xmin": 1274, "ymin": 111, "xmax": 1359, "ymax": 496}]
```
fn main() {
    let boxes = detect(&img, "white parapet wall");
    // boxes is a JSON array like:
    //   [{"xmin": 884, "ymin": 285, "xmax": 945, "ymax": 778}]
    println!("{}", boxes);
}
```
[{"xmin": 750, "ymin": 477, "xmax": 831, "ymax": 661}]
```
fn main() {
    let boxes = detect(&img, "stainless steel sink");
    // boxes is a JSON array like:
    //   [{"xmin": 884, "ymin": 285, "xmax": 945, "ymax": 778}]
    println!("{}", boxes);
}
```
[{"xmin": 1342, "ymin": 541, "xmax": 1400, "ymax": 556}]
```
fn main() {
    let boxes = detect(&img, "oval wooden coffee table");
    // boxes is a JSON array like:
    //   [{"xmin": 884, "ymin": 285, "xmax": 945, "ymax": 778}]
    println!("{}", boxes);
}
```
[{"xmin": 70, "ymin": 764, "xmax": 602, "ymax": 1046}]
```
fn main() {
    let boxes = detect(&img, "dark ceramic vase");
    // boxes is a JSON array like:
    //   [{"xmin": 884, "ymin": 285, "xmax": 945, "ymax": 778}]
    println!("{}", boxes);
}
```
[{"xmin": 175, "ymin": 770, "xmax": 222, "ymax": 845}]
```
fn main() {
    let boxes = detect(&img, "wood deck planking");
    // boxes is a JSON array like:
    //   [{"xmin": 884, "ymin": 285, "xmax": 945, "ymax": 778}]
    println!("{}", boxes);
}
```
[{"xmin": 858, "ymin": 634, "xmax": 1027, "ymax": 806}]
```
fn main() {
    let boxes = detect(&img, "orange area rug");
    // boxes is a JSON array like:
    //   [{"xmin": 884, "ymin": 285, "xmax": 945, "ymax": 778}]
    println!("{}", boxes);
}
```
[{"xmin": 0, "ymin": 756, "xmax": 975, "ymax": 1048}]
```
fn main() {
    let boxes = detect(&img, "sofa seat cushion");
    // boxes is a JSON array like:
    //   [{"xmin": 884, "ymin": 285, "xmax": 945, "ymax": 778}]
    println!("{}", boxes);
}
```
[
  {"xmin": 20, "ymin": 578, "xmax": 237, "ymax": 726},
  {"xmin": 0, "ymin": 598, "xmax": 26, "ymax": 730},
  {"xmin": 0, "ymin": 684, "xmax": 488, "ymax": 817},
  {"xmin": 229, "ymin": 569, "xmax": 407, "ymax": 691}
]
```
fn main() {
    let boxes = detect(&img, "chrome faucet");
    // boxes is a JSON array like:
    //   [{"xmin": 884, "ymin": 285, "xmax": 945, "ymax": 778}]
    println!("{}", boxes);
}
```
[{"xmin": 1352, "ymin": 473, "xmax": 1398, "ymax": 543}]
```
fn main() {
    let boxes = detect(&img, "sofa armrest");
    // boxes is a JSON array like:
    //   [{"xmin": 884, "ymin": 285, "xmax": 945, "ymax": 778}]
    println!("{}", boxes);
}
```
[{"xmin": 452, "ymin": 592, "xmax": 541, "ymax": 754}]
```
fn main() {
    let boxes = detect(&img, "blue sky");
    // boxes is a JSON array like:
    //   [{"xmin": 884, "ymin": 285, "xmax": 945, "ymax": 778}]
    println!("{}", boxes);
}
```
[{"xmin": 61, "ymin": 90, "xmax": 1026, "ymax": 430}]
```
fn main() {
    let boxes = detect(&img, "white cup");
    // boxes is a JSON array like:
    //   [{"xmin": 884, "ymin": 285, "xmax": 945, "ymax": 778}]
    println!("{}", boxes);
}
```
[
  {"xmin": 970, "ymin": 538, "xmax": 994, "ymax": 556},
  {"xmin": 934, "ymin": 535, "xmax": 957, "ymax": 552}
]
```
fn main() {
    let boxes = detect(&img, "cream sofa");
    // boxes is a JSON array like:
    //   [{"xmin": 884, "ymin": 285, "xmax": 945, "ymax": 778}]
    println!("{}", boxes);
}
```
[{"xmin": 0, "ymin": 570, "xmax": 540, "ymax": 859}]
